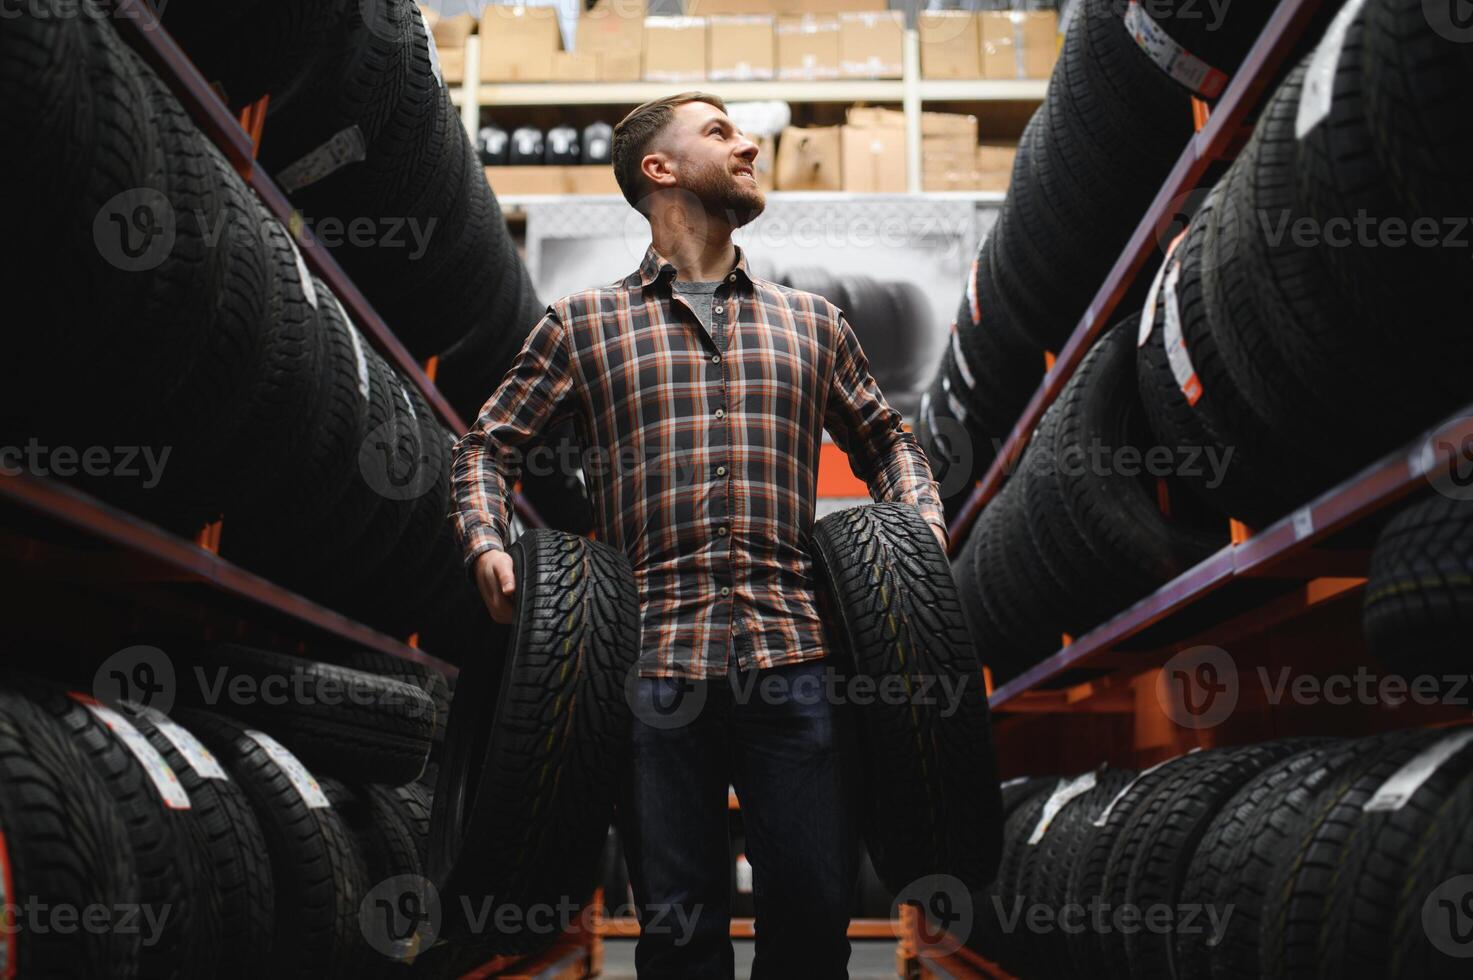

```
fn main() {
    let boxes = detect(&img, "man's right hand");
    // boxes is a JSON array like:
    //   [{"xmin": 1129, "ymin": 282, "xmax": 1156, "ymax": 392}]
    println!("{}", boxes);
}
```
[{"xmin": 473, "ymin": 549, "xmax": 516, "ymax": 624}]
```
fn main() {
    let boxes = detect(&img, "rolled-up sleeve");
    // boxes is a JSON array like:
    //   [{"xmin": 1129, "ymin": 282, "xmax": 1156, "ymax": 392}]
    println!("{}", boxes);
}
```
[
  {"xmin": 449, "ymin": 306, "xmax": 577, "ymax": 580},
  {"xmin": 822, "ymin": 310, "xmax": 949, "ymax": 549}
]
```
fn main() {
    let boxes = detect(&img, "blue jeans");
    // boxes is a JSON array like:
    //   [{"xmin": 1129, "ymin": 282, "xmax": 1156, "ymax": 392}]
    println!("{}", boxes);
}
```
[{"xmin": 616, "ymin": 643, "xmax": 862, "ymax": 978}]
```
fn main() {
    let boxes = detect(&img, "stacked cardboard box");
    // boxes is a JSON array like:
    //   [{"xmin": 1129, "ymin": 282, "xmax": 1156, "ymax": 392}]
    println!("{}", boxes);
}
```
[
  {"xmin": 708, "ymin": 15, "xmax": 775, "ymax": 80},
  {"xmin": 839, "ymin": 11, "xmax": 902, "ymax": 79},
  {"xmin": 645, "ymin": 16, "xmax": 708, "ymax": 81},
  {"xmin": 775, "ymin": 125, "xmax": 842, "ymax": 191},
  {"xmin": 420, "ymin": 7, "xmax": 476, "ymax": 85},
  {"xmin": 920, "ymin": 109, "xmax": 980, "ymax": 191},
  {"xmin": 479, "ymin": 5, "xmax": 563, "ymax": 81},
  {"xmin": 577, "ymin": 1, "xmax": 645, "ymax": 81},
  {"xmin": 918, "ymin": 11, "xmax": 980, "ymax": 79},
  {"xmin": 981, "ymin": 11, "xmax": 1059, "ymax": 79},
  {"xmin": 916, "ymin": 8, "xmax": 1060, "ymax": 80},
  {"xmin": 841, "ymin": 106, "xmax": 905, "ymax": 193},
  {"xmin": 776, "ymin": 14, "xmax": 841, "ymax": 80},
  {"xmin": 975, "ymin": 141, "xmax": 1018, "ymax": 192}
]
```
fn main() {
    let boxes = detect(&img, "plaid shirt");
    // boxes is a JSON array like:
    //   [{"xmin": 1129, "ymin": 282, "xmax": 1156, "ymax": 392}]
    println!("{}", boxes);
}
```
[{"xmin": 449, "ymin": 242, "xmax": 948, "ymax": 678}]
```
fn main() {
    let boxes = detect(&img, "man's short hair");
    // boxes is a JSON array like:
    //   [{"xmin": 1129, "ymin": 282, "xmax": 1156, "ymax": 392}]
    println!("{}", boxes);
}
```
[{"xmin": 612, "ymin": 91, "xmax": 728, "ymax": 213}]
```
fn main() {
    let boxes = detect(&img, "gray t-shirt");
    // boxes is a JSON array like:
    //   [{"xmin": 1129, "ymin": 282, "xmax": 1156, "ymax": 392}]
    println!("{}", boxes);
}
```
[{"xmin": 672, "ymin": 278, "xmax": 724, "ymax": 347}]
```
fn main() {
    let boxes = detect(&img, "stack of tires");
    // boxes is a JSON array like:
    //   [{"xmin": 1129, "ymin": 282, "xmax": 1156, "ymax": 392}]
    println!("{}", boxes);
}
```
[
  {"xmin": 966, "ymin": 726, "xmax": 1473, "ymax": 978},
  {"xmin": 919, "ymin": 0, "xmax": 1278, "ymax": 520},
  {"xmin": 952, "ymin": 319, "xmax": 1226, "ymax": 685},
  {"xmin": 0, "ymin": 0, "xmax": 575, "ymax": 661},
  {"xmin": 950, "ymin": 0, "xmax": 1473, "ymax": 685},
  {"xmin": 0, "ymin": 644, "xmax": 443, "ymax": 978},
  {"xmin": 1136, "ymin": 0, "xmax": 1473, "ymax": 529}
]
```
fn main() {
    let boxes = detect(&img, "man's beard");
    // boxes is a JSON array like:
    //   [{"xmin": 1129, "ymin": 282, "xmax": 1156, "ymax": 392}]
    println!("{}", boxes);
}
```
[{"xmin": 684, "ymin": 156, "xmax": 765, "ymax": 228}]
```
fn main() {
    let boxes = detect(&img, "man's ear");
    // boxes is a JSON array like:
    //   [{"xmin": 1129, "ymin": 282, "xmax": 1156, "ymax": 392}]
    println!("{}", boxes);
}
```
[{"xmin": 641, "ymin": 150, "xmax": 675, "ymax": 190}]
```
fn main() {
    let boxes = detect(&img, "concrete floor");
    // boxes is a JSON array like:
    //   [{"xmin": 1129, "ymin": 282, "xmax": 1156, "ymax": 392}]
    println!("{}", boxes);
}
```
[{"xmin": 599, "ymin": 938, "xmax": 897, "ymax": 979}]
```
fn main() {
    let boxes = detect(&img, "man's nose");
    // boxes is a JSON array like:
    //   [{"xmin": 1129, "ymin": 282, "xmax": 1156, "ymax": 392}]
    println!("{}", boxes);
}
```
[{"xmin": 735, "ymin": 136, "xmax": 759, "ymax": 162}]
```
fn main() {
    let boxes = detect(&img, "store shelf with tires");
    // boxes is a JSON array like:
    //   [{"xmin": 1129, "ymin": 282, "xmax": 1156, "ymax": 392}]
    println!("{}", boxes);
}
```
[
  {"xmin": 0, "ymin": 0, "xmax": 616, "ymax": 976},
  {"xmin": 913, "ymin": 0, "xmax": 1473, "ymax": 976}
]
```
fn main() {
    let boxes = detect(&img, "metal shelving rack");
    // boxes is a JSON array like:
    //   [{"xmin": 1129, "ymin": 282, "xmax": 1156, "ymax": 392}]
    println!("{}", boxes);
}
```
[
  {"xmin": 0, "ymin": 7, "xmax": 600, "ymax": 979},
  {"xmin": 449, "ymin": 31, "xmax": 1049, "ymax": 194},
  {"xmin": 909, "ymin": 0, "xmax": 1473, "ymax": 975}
]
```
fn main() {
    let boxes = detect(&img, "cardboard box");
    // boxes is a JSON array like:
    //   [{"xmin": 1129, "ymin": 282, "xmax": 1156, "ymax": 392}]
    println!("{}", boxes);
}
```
[
  {"xmin": 428, "ymin": 11, "xmax": 476, "ymax": 49},
  {"xmin": 921, "ymin": 109, "xmax": 978, "ymax": 141},
  {"xmin": 578, "ymin": 2, "xmax": 645, "ymax": 80},
  {"xmin": 480, "ymin": 5, "xmax": 561, "ymax": 81},
  {"xmin": 838, "ymin": 11, "xmax": 902, "ymax": 78},
  {"xmin": 918, "ymin": 11, "xmax": 980, "ymax": 79},
  {"xmin": 845, "ymin": 106, "xmax": 905, "ymax": 130},
  {"xmin": 775, "ymin": 125, "xmax": 841, "ymax": 191},
  {"xmin": 689, "ymin": 0, "xmax": 884, "ymax": 13},
  {"xmin": 708, "ymin": 15, "xmax": 774, "ymax": 81},
  {"xmin": 841, "ymin": 124, "xmax": 905, "ymax": 193},
  {"xmin": 981, "ymin": 11, "xmax": 1059, "ymax": 80},
  {"xmin": 776, "ymin": 14, "xmax": 840, "ymax": 81},
  {"xmin": 976, "ymin": 141, "xmax": 1018, "ymax": 175},
  {"xmin": 644, "ymin": 16, "xmax": 707, "ymax": 81},
  {"xmin": 439, "ymin": 47, "xmax": 465, "ymax": 84},
  {"xmin": 976, "ymin": 141, "xmax": 1017, "ymax": 192},
  {"xmin": 485, "ymin": 165, "xmax": 621, "ymax": 196},
  {"xmin": 550, "ymin": 50, "xmax": 599, "ymax": 81}
]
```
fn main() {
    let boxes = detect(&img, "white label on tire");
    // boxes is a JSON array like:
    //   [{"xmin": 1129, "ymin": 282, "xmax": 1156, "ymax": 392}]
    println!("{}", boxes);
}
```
[
  {"xmin": 417, "ymin": 6, "xmax": 444, "ymax": 88},
  {"xmin": 735, "ymin": 854, "xmax": 753, "ymax": 894},
  {"xmin": 1029, "ymin": 771, "xmax": 1097, "ymax": 845},
  {"xmin": 124, "ymin": 703, "xmax": 229, "ymax": 781},
  {"xmin": 941, "ymin": 375, "xmax": 968, "ymax": 425},
  {"xmin": 1364, "ymin": 730, "xmax": 1473, "ymax": 812},
  {"xmin": 287, "ymin": 233, "xmax": 319, "ymax": 310},
  {"xmin": 1123, "ymin": 0, "xmax": 1229, "ymax": 99},
  {"xmin": 1161, "ymin": 261, "xmax": 1203, "ymax": 405},
  {"xmin": 71, "ymin": 695, "xmax": 192, "ymax": 810},
  {"xmin": 950, "ymin": 326, "xmax": 975, "ymax": 391},
  {"xmin": 1296, "ymin": 0, "xmax": 1370, "ymax": 139},
  {"xmin": 277, "ymin": 125, "xmax": 367, "ymax": 194},
  {"xmin": 246, "ymin": 730, "xmax": 330, "ymax": 809},
  {"xmin": 341, "ymin": 301, "xmax": 372, "ymax": 403},
  {"xmin": 1291, "ymin": 507, "xmax": 1314, "ymax": 541},
  {"xmin": 1000, "ymin": 775, "xmax": 1031, "ymax": 791},
  {"xmin": 1092, "ymin": 749, "xmax": 1200, "ymax": 828}
]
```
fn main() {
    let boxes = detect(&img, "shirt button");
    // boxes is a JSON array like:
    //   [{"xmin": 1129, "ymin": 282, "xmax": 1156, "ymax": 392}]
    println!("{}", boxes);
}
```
[
  {"xmin": 727, "ymin": 274, "xmax": 736, "ymax": 282},
  {"xmin": 720, "ymin": 586, "xmax": 731, "ymax": 596},
  {"xmin": 716, "ymin": 466, "xmax": 726, "ymax": 476},
  {"xmin": 719, "ymin": 526, "xmax": 729, "ymax": 535},
  {"xmin": 714, "ymin": 305, "xmax": 723, "ymax": 314},
  {"xmin": 715, "ymin": 408, "xmax": 725, "ymax": 418},
  {"xmin": 712, "ymin": 354, "xmax": 721, "ymax": 363}
]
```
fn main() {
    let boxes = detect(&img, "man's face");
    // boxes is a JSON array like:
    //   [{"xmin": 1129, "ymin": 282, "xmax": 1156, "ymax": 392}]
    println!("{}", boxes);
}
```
[{"xmin": 653, "ymin": 102, "xmax": 765, "ymax": 225}]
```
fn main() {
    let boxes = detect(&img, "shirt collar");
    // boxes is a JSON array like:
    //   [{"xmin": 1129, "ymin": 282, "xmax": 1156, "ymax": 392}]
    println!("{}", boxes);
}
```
[{"xmin": 629, "ymin": 241, "xmax": 754, "ymax": 291}]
